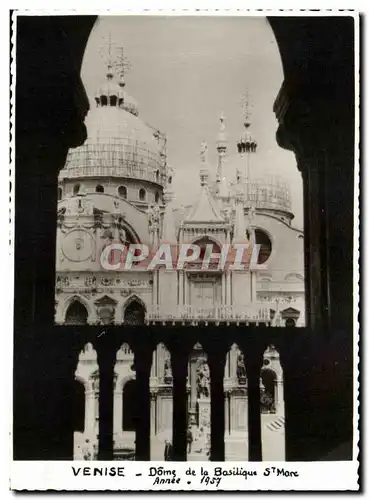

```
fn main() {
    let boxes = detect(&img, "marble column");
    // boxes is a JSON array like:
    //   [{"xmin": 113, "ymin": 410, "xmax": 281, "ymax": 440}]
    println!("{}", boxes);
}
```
[
  {"xmin": 113, "ymin": 388, "xmax": 122, "ymax": 437},
  {"xmin": 190, "ymin": 358, "xmax": 197, "ymax": 414},
  {"xmin": 150, "ymin": 393, "xmax": 157, "ymax": 437},
  {"xmin": 84, "ymin": 384, "xmax": 95, "ymax": 437},
  {"xmin": 226, "ymin": 271, "xmax": 231, "ymax": 306},
  {"xmin": 178, "ymin": 270, "xmax": 184, "ymax": 305},
  {"xmin": 276, "ymin": 380, "xmax": 284, "ymax": 415},
  {"xmin": 251, "ymin": 271, "xmax": 257, "ymax": 302},
  {"xmin": 185, "ymin": 275, "xmax": 191, "ymax": 306},
  {"xmin": 224, "ymin": 393, "xmax": 230, "ymax": 435},
  {"xmin": 152, "ymin": 270, "xmax": 158, "ymax": 305},
  {"xmin": 221, "ymin": 273, "xmax": 226, "ymax": 305}
]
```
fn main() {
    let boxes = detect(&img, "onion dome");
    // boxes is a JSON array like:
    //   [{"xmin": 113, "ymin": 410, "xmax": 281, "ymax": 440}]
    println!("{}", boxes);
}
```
[
  {"xmin": 237, "ymin": 122, "xmax": 257, "ymax": 154},
  {"xmin": 94, "ymin": 65, "xmax": 126, "ymax": 107}
]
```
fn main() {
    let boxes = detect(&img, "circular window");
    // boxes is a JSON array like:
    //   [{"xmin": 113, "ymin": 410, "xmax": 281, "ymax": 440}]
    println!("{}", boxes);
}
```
[
  {"xmin": 118, "ymin": 186, "xmax": 127, "ymax": 199},
  {"xmin": 255, "ymin": 229, "xmax": 272, "ymax": 264}
]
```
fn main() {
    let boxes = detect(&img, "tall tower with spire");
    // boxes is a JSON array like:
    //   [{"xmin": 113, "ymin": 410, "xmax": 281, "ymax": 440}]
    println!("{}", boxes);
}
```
[
  {"xmin": 216, "ymin": 112, "xmax": 229, "ymax": 198},
  {"xmin": 237, "ymin": 89, "xmax": 258, "ymax": 207}
]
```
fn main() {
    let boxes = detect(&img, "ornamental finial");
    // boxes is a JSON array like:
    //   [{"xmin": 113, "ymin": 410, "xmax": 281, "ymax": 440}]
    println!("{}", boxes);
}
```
[
  {"xmin": 241, "ymin": 88, "xmax": 252, "ymax": 127},
  {"xmin": 98, "ymin": 34, "xmax": 131, "ymax": 84},
  {"xmin": 200, "ymin": 140, "xmax": 208, "ymax": 164}
]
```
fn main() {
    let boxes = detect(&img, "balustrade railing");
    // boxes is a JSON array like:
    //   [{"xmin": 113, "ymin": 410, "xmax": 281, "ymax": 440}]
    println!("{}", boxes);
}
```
[
  {"xmin": 59, "ymin": 143, "xmax": 163, "ymax": 183},
  {"xmin": 146, "ymin": 304, "xmax": 271, "ymax": 324}
]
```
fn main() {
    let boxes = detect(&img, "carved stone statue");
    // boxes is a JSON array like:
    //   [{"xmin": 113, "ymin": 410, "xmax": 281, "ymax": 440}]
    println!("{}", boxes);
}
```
[
  {"xmin": 164, "ymin": 358, "xmax": 172, "ymax": 383},
  {"xmin": 223, "ymin": 205, "xmax": 232, "ymax": 223},
  {"xmin": 147, "ymin": 203, "xmax": 161, "ymax": 233},
  {"xmin": 197, "ymin": 362, "xmax": 210, "ymax": 399},
  {"xmin": 118, "ymin": 227, "xmax": 127, "ymax": 244},
  {"xmin": 146, "ymin": 204, "xmax": 154, "ymax": 233},
  {"xmin": 237, "ymin": 352, "xmax": 246, "ymax": 383}
]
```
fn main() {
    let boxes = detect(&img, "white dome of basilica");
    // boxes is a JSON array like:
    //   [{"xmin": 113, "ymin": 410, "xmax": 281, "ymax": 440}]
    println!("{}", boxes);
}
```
[{"xmin": 61, "ymin": 67, "xmax": 164, "ymax": 186}]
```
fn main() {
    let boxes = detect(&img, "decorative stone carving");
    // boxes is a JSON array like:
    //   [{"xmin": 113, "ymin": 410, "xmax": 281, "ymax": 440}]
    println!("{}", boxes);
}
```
[
  {"xmin": 223, "ymin": 206, "xmax": 232, "ymax": 224},
  {"xmin": 200, "ymin": 141, "xmax": 208, "ymax": 163},
  {"xmin": 61, "ymin": 229, "xmax": 94, "ymax": 262},
  {"xmin": 85, "ymin": 276, "xmax": 97, "ymax": 288},
  {"xmin": 149, "ymin": 203, "xmax": 161, "ymax": 233},
  {"xmin": 101, "ymin": 277, "xmax": 114, "ymax": 286},
  {"xmin": 164, "ymin": 358, "xmax": 172, "ymax": 384},
  {"xmin": 94, "ymin": 295, "xmax": 117, "ymax": 325},
  {"xmin": 197, "ymin": 361, "xmax": 210, "ymax": 399},
  {"xmin": 236, "ymin": 352, "xmax": 247, "ymax": 385},
  {"xmin": 56, "ymin": 275, "xmax": 70, "ymax": 292},
  {"xmin": 66, "ymin": 196, "xmax": 94, "ymax": 217}
]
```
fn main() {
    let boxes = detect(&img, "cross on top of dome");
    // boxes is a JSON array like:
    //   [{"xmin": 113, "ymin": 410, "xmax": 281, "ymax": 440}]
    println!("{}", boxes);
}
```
[
  {"xmin": 241, "ymin": 88, "xmax": 253, "ymax": 128},
  {"xmin": 98, "ymin": 33, "xmax": 132, "ymax": 81}
]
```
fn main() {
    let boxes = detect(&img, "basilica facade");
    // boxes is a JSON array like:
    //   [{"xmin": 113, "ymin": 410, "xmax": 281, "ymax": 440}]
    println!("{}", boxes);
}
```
[{"xmin": 55, "ymin": 62, "xmax": 304, "ymax": 460}]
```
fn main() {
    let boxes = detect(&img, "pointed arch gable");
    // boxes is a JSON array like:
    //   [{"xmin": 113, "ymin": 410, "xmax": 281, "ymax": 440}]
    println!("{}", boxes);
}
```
[
  {"xmin": 62, "ymin": 294, "xmax": 94, "ymax": 323},
  {"xmin": 122, "ymin": 294, "xmax": 147, "ymax": 314},
  {"xmin": 122, "ymin": 295, "xmax": 147, "ymax": 325}
]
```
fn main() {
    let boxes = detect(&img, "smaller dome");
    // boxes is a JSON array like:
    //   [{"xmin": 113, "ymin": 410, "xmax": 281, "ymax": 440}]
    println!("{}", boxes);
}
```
[
  {"xmin": 237, "ymin": 123, "xmax": 257, "ymax": 154},
  {"xmin": 94, "ymin": 65, "xmax": 139, "ymax": 116},
  {"xmin": 95, "ymin": 66, "xmax": 125, "ymax": 107}
]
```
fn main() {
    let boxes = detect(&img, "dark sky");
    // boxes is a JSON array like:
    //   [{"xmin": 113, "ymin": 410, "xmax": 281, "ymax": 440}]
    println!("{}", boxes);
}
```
[{"xmin": 82, "ymin": 15, "xmax": 303, "ymax": 227}]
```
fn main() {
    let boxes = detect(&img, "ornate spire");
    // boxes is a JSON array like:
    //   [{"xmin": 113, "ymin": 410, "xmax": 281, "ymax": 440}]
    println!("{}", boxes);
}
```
[
  {"xmin": 199, "ymin": 141, "xmax": 209, "ymax": 186},
  {"xmin": 237, "ymin": 88, "xmax": 258, "ymax": 208},
  {"xmin": 113, "ymin": 46, "xmax": 132, "ymax": 88},
  {"xmin": 216, "ymin": 112, "xmax": 227, "ymax": 155},
  {"xmin": 215, "ymin": 112, "xmax": 229, "ymax": 198},
  {"xmin": 237, "ymin": 88, "xmax": 258, "ymax": 155}
]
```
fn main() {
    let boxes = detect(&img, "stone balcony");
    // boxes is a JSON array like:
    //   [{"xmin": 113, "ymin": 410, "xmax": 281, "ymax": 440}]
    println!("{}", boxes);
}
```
[{"xmin": 146, "ymin": 304, "xmax": 271, "ymax": 325}]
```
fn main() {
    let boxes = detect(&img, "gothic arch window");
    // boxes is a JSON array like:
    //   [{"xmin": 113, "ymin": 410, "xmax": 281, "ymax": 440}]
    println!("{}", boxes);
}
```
[
  {"xmin": 112, "ymin": 342, "xmax": 136, "ymax": 459},
  {"xmin": 118, "ymin": 185, "xmax": 127, "ymax": 199},
  {"xmin": 139, "ymin": 188, "xmax": 146, "ymax": 202},
  {"xmin": 65, "ymin": 301, "xmax": 88, "ymax": 325},
  {"xmin": 57, "ymin": 187, "xmax": 63, "ymax": 201},
  {"xmin": 189, "ymin": 237, "xmax": 221, "ymax": 269},
  {"xmin": 123, "ymin": 299, "xmax": 146, "ymax": 325},
  {"xmin": 96, "ymin": 184, "xmax": 104, "ymax": 193},
  {"xmin": 74, "ymin": 343, "xmax": 98, "ymax": 460},
  {"xmin": 285, "ymin": 318, "xmax": 296, "ymax": 327},
  {"xmin": 73, "ymin": 184, "xmax": 80, "ymax": 195}
]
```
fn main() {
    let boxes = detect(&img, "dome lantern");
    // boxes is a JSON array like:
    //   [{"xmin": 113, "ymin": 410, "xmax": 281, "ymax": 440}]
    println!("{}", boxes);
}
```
[{"xmin": 94, "ymin": 64, "xmax": 125, "ymax": 108}]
